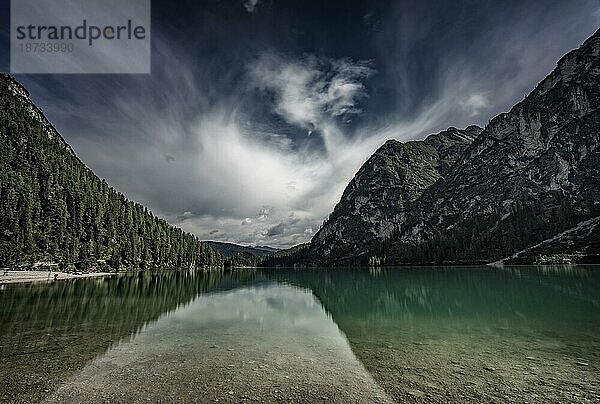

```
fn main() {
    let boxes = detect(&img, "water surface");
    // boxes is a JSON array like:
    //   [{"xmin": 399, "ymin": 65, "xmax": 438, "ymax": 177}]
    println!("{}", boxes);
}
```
[{"xmin": 1, "ymin": 266, "xmax": 599, "ymax": 403}]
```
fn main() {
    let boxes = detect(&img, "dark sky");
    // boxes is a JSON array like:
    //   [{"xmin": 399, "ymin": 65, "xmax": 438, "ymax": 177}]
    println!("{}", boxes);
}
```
[{"xmin": 1, "ymin": 0, "xmax": 599, "ymax": 247}]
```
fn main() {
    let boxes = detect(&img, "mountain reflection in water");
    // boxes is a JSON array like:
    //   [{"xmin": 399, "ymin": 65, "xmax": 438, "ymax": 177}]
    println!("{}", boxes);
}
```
[
  {"xmin": 271, "ymin": 266, "xmax": 600, "ymax": 402},
  {"xmin": 1, "ymin": 266, "xmax": 599, "ymax": 403}
]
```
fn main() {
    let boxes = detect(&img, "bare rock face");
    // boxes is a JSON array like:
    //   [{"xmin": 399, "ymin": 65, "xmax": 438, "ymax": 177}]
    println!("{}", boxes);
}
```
[
  {"xmin": 393, "ymin": 29, "xmax": 600, "ymax": 263},
  {"xmin": 311, "ymin": 126, "xmax": 480, "ymax": 262},
  {"xmin": 293, "ymin": 29, "xmax": 600, "ymax": 266}
]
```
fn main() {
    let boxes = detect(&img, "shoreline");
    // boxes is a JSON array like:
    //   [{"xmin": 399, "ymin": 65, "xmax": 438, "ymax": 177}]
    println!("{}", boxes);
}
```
[{"xmin": 0, "ymin": 270, "xmax": 116, "ymax": 285}]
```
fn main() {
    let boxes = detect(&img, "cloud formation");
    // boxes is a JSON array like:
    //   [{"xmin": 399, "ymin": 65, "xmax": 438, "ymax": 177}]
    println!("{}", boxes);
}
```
[
  {"xmin": 248, "ymin": 54, "xmax": 374, "ymax": 131},
  {"xmin": 14, "ymin": 0, "xmax": 600, "ymax": 249},
  {"xmin": 243, "ymin": 0, "xmax": 260, "ymax": 13},
  {"xmin": 266, "ymin": 223, "xmax": 286, "ymax": 237}
]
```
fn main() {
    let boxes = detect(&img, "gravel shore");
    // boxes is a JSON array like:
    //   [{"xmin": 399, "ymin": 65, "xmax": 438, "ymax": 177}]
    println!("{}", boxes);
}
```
[{"xmin": 0, "ymin": 270, "xmax": 115, "ymax": 284}]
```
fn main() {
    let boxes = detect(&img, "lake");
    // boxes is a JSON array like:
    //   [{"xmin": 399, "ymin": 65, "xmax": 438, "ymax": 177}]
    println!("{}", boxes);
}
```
[{"xmin": 1, "ymin": 266, "xmax": 599, "ymax": 403}]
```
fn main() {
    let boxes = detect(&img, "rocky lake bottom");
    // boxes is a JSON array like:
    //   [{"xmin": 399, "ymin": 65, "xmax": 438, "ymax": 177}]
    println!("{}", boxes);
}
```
[{"xmin": 1, "ymin": 266, "xmax": 599, "ymax": 403}]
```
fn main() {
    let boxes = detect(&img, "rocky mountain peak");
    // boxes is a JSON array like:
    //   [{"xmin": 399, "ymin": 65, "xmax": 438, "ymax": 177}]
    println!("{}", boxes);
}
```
[
  {"xmin": 273, "ymin": 28, "xmax": 600, "ymax": 266},
  {"xmin": 310, "ymin": 126, "xmax": 477, "ymax": 262},
  {"xmin": 394, "ymin": 28, "xmax": 600, "ymax": 263}
]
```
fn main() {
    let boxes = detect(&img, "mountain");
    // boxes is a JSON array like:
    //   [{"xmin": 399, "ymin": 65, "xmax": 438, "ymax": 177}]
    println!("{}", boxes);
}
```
[
  {"xmin": 207, "ymin": 241, "xmax": 278, "ymax": 258},
  {"xmin": 0, "ymin": 74, "xmax": 223, "ymax": 271},
  {"xmin": 207, "ymin": 241, "xmax": 279, "ymax": 268},
  {"xmin": 390, "ymin": 29, "xmax": 600, "ymax": 264},
  {"xmin": 253, "ymin": 245, "xmax": 279, "ymax": 253},
  {"xmin": 310, "ymin": 126, "xmax": 481, "ymax": 262},
  {"xmin": 274, "ymin": 28, "xmax": 600, "ymax": 266}
]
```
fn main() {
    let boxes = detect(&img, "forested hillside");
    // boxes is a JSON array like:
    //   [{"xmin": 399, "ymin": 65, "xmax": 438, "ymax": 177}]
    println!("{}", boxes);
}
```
[{"xmin": 0, "ymin": 74, "xmax": 222, "ymax": 271}]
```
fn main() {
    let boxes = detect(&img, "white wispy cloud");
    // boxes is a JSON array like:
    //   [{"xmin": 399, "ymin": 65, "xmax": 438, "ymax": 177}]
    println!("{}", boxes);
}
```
[
  {"xmin": 247, "ymin": 53, "xmax": 374, "ymax": 131},
  {"xmin": 243, "ymin": 0, "xmax": 260, "ymax": 13},
  {"xmin": 460, "ymin": 93, "xmax": 491, "ymax": 117}
]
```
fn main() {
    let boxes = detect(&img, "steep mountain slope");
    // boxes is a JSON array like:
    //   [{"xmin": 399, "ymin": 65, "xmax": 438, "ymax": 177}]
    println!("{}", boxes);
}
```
[
  {"xmin": 310, "ymin": 126, "xmax": 481, "ymax": 263},
  {"xmin": 390, "ymin": 29, "xmax": 600, "ymax": 264},
  {"xmin": 272, "ymin": 28, "xmax": 600, "ymax": 266},
  {"xmin": 500, "ymin": 216, "xmax": 600, "ymax": 265},
  {"xmin": 0, "ymin": 74, "xmax": 222, "ymax": 270}
]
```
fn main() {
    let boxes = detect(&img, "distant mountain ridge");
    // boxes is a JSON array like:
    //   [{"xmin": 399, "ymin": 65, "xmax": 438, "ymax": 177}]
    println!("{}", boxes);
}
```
[
  {"xmin": 0, "ymin": 74, "xmax": 223, "ymax": 271},
  {"xmin": 270, "ymin": 28, "xmax": 600, "ymax": 266},
  {"xmin": 207, "ymin": 241, "xmax": 278, "ymax": 258}
]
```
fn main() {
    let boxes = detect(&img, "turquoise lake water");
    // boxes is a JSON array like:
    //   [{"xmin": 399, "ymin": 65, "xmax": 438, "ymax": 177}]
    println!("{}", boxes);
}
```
[{"xmin": 1, "ymin": 266, "xmax": 599, "ymax": 403}]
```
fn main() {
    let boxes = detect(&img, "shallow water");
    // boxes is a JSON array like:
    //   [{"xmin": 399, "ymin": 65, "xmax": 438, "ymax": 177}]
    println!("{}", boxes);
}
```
[{"xmin": 1, "ymin": 266, "xmax": 599, "ymax": 403}]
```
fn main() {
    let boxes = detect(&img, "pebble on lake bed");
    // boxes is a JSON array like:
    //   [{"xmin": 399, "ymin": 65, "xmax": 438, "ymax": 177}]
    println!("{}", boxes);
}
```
[{"xmin": 407, "ymin": 389, "xmax": 425, "ymax": 398}]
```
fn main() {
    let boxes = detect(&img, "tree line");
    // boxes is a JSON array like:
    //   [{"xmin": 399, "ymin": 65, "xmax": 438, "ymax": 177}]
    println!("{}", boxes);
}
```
[{"xmin": 0, "ymin": 76, "xmax": 222, "ymax": 271}]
